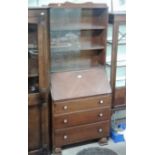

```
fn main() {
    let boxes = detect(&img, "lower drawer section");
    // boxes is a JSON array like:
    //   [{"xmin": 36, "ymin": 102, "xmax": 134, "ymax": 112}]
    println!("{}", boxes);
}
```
[{"xmin": 54, "ymin": 121, "xmax": 110, "ymax": 147}]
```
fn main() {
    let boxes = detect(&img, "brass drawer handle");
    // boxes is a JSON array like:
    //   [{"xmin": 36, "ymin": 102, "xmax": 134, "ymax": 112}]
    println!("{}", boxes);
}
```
[
  {"xmin": 63, "ymin": 119, "xmax": 68, "ymax": 124},
  {"xmin": 99, "ymin": 113, "xmax": 103, "ymax": 117},
  {"xmin": 63, "ymin": 105, "xmax": 68, "ymax": 110},
  {"xmin": 63, "ymin": 135, "xmax": 68, "ymax": 140},
  {"xmin": 99, "ymin": 100, "xmax": 104, "ymax": 104},
  {"xmin": 98, "ymin": 128, "xmax": 103, "ymax": 133}
]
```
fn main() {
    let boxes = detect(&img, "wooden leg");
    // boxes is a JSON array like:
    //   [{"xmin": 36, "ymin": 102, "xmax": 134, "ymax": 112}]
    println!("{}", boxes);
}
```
[
  {"xmin": 53, "ymin": 147, "xmax": 62, "ymax": 155},
  {"xmin": 98, "ymin": 137, "xmax": 108, "ymax": 146}
]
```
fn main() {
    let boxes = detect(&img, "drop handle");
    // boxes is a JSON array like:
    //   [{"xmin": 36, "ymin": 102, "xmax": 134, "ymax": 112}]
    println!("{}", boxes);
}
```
[
  {"xmin": 64, "ymin": 135, "xmax": 68, "ymax": 139},
  {"xmin": 63, "ymin": 105, "xmax": 68, "ymax": 110},
  {"xmin": 99, "ymin": 113, "xmax": 103, "ymax": 117},
  {"xmin": 98, "ymin": 128, "xmax": 103, "ymax": 133},
  {"xmin": 63, "ymin": 119, "xmax": 68, "ymax": 124},
  {"xmin": 99, "ymin": 100, "xmax": 104, "ymax": 104}
]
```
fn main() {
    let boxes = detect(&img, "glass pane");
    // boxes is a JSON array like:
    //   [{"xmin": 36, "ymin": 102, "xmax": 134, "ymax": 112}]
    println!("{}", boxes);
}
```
[
  {"xmin": 50, "ymin": 8, "xmax": 106, "ymax": 72},
  {"xmin": 106, "ymin": 24, "xmax": 113, "ymax": 82},
  {"xmin": 107, "ymin": 24, "xmax": 113, "ymax": 41},
  {"xmin": 116, "ymin": 24, "xmax": 126, "ymax": 88},
  {"xmin": 28, "ymin": 77, "xmax": 39, "ymax": 93},
  {"xmin": 106, "ymin": 24, "xmax": 113, "ymax": 64},
  {"xmin": 116, "ymin": 66, "xmax": 126, "ymax": 87},
  {"xmin": 106, "ymin": 43, "xmax": 112, "ymax": 66},
  {"xmin": 28, "ymin": 24, "xmax": 39, "ymax": 93},
  {"xmin": 105, "ymin": 65, "xmax": 111, "ymax": 83}
]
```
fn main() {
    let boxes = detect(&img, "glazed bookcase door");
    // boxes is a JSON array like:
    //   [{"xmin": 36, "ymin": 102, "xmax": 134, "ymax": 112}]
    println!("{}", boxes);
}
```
[
  {"xmin": 28, "ymin": 23, "xmax": 39, "ymax": 94},
  {"xmin": 49, "ymin": 6, "xmax": 108, "ymax": 72},
  {"xmin": 106, "ymin": 24, "xmax": 113, "ymax": 83},
  {"xmin": 114, "ymin": 23, "xmax": 126, "ymax": 107},
  {"xmin": 28, "ymin": 10, "xmax": 49, "ymax": 93},
  {"xmin": 116, "ymin": 24, "xmax": 126, "ymax": 88},
  {"xmin": 106, "ymin": 23, "xmax": 126, "ymax": 88},
  {"xmin": 106, "ymin": 13, "xmax": 126, "ymax": 108},
  {"xmin": 28, "ymin": 9, "xmax": 49, "ymax": 155}
]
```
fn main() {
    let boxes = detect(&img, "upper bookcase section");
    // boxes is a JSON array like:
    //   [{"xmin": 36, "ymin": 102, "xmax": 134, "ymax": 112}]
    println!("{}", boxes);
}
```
[{"xmin": 49, "ymin": 2, "xmax": 108, "ymax": 72}]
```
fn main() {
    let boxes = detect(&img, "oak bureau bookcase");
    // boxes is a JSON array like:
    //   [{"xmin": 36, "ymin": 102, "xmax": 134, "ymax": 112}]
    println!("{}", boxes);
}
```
[{"xmin": 48, "ymin": 2, "xmax": 112, "ymax": 154}]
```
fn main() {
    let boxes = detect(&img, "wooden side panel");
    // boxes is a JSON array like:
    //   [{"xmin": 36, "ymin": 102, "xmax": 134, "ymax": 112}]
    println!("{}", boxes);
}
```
[
  {"xmin": 114, "ymin": 87, "xmax": 126, "ymax": 107},
  {"xmin": 28, "ymin": 93, "xmax": 49, "ymax": 154},
  {"xmin": 28, "ymin": 105, "xmax": 41, "ymax": 150},
  {"xmin": 41, "ymin": 100, "xmax": 50, "ymax": 151},
  {"xmin": 38, "ymin": 9, "xmax": 49, "ymax": 90}
]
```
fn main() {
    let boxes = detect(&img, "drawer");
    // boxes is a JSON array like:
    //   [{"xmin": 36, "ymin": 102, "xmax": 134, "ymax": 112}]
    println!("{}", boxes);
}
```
[
  {"xmin": 54, "ymin": 121, "xmax": 110, "ymax": 147},
  {"xmin": 54, "ymin": 95, "xmax": 111, "ymax": 114},
  {"xmin": 54, "ymin": 108, "xmax": 111, "ymax": 129}
]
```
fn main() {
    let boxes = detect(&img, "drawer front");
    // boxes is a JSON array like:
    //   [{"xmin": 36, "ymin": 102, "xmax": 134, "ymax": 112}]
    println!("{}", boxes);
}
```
[
  {"xmin": 54, "ymin": 121, "xmax": 110, "ymax": 147},
  {"xmin": 54, "ymin": 95, "xmax": 111, "ymax": 114},
  {"xmin": 54, "ymin": 108, "xmax": 111, "ymax": 129}
]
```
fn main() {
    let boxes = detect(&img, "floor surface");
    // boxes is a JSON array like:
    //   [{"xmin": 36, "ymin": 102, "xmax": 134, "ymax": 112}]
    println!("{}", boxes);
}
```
[{"xmin": 52, "ymin": 138, "xmax": 126, "ymax": 155}]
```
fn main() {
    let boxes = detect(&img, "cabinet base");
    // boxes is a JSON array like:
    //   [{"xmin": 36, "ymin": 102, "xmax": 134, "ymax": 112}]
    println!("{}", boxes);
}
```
[{"xmin": 53, "ymin": 147, "xmax": 62, "ymax": 155}]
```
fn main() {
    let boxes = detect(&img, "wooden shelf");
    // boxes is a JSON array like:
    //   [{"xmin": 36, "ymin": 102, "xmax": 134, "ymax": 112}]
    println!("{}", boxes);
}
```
[
  {"xmin": 107, "ymin": 40, "xmax": 126, "ymax": 45},
  {"xmin": 28, "ymin": 73, "xmax": 39, "ymax": 78},
  {"xmin": 51, "ymin": 42, "xmax": 105, "ymax": 52},
  {"xmin": 51, "ymin": 24, "xmax": 105, "ymax": 31},
  {"xmin": 28, "ymin": 44, "xmax": 37, "ymax": 49},
  {"xmin": 28, "ymin": 90, "xmax": 39, "ymax": 95}
]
